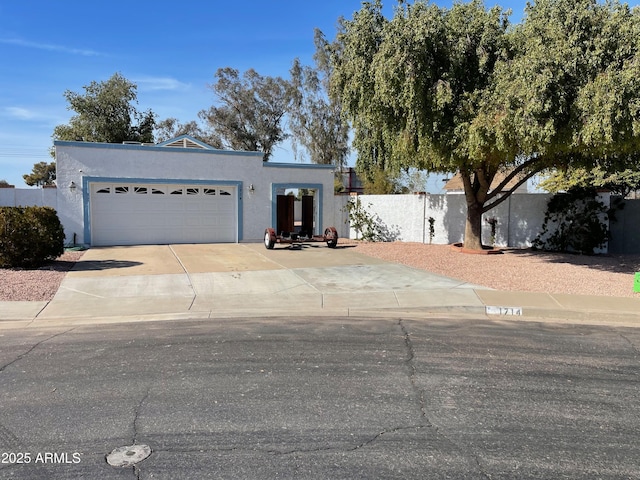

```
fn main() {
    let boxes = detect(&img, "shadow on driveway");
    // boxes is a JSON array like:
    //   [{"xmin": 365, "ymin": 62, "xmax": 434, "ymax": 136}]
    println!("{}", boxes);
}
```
[{"xmin": 71, "ymin": 260, "xmax": 143, "ymax": 272}]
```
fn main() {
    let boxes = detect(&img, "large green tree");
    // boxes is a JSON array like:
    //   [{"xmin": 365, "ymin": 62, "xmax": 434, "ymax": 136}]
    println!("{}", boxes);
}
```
[
  {"xmin": 154, "ymin": 117, "xmax": 223, "ymax": 147},
  {"xmin": 288, "ymin": 30, "xmax": 350, "ymax": 168},
  {"xmin": 199, "ymin": 68, "xmax": 292, "ymax": 161},
  {"xmin": 23, "ymin": 161, "xmax": 56, "ymax": 187},
  {"xmin": 53, "ymin": 72, "xmax": 156, "ymax": 144},
  {"xmin": 47, "ymin": 73, "xmax": 154, "ymax": 188},
  {"xmin": 328, "ymin": 0, "xmax": 640, "ymax": 250},
  {"xmin": 539, "ymin": 162, "xmax": 640, "ymax": 198}
]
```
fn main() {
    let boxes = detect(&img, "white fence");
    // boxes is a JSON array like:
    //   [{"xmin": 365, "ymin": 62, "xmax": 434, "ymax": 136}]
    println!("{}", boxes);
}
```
[
  {"xmin": 0, "ymin": 187, "xmax": 57, "ymax": 208},
  {"xmin": 332, "ymin": 193, "xmax": 557, "ymax": 248}
]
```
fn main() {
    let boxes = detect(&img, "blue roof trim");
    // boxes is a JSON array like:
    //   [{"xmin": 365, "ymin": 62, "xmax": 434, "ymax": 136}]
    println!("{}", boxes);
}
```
[
  {"xmin": 54, "ymin": 140, "xmax": 263, "ymax": 157},
  {"xmin": 155, "ymin": 134, "xmax": 215, "ymax": 149},
  {"xmin": 263, "ymin": 162, "xmax": 335, "ymax": 170}
]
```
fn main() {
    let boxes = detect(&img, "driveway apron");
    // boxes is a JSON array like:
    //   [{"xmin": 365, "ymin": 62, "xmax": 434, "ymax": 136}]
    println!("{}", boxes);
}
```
[{"xmin": 36, "ymin": 243, "xmax": 487, "ymax": 321}]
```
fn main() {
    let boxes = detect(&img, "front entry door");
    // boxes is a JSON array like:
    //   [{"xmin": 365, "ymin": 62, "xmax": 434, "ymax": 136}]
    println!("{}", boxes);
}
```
[{"xmin": 276, "ymin": 195, "xmax": 295, "ymax": 235}]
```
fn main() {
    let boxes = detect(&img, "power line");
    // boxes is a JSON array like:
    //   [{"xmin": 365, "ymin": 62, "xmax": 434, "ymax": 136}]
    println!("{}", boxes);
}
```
[
  {"xmin": 0, "ymin": 147, "xmax": 51, "ymax": 159},
  {"xmin": 0, "ymin": 153, "xmax": 50, "ymax": 158}
]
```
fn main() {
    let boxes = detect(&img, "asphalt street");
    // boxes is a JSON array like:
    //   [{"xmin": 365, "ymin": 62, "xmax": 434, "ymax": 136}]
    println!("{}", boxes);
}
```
[{"xmin": 0, "ymin": 316, "xmax": 638, "ymax": 479}]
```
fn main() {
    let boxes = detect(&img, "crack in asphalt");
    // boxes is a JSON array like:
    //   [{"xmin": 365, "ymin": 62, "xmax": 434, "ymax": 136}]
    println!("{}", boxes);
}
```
[
  {"xmin": 124, "ymin": 388, "xmax": 152, "ymax": 479},
  {"xmin": 350, "ymin": 425, "xmax": 426, "ymax": 451},
  {"xmin": 0, "ymin": 328, "xmax": 76, "ymax": 374},
  {"xmin": 132, "ymin": 388, "xmax": 151, "ymax": 445},
  {"xmin": 0, "ymin": 329, "xmax": 79, "ymax": 477},
  {"xmin": 0, "ymin": 424, "xmax": 50, "ymax": 476},
  {"xmin": 264, "ymin": 425, "xmax": 427, "ymax": 456},
  {"xmin": 0, "ymin": 423, "xmax": 22, "ymax": 452},
  {"xmin": 398, "ymin": 319, "xmax": 491, "ymax": 480},
  {"xmin": 619, "ymin": 333, "xmax": 640, "ymax": 357},
  {"xmin": 398, "ymin": 319, "xmax": 427, "ymax": 419}
]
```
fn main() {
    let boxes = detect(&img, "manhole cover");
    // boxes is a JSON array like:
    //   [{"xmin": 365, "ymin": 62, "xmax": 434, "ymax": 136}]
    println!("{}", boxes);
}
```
[{"xmin": 106, "ymin": 444, "xmax": 152, "ymax": 467}]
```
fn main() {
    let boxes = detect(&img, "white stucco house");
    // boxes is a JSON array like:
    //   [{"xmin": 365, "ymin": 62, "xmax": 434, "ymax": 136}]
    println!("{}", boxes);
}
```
[{"xmin": 54, "ymin": 135, "xmax": 335, "ymax": 246}]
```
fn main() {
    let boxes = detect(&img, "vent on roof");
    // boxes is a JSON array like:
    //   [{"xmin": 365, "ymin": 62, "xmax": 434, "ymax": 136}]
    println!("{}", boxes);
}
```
[
  {"xmin": 165, "ymin": 138, "xmax": 206, "ymax": 149},
  {"xmin": 122, "ymin": 141, "xmax": 142, "ymax": 145}
]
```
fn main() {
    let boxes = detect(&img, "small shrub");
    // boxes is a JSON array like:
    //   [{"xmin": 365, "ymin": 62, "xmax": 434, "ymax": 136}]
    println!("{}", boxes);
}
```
[
  {"xmin": 428, "ymin": 217, "xmax": 435, "ymax": 244},
  {"xmin": 343, "ymin": 196, "xmax": 383, "ymax": 241},
  {"xmin": 0, "ymin": 206, "xmax": 64, "ymax": 268},
  {"xmin": 486, "ymin": 217, "xmax": 498, "ymax": 246}
]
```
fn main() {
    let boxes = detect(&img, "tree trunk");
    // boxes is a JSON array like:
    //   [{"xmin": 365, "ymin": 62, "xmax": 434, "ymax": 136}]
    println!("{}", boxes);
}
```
[
  {"xmin": 464, "ymin": 201, "xmax": 484, "ymax": 250},
  {"xmin": 460, "ymin": 166, "xmax": 492, "ymax": 251}
]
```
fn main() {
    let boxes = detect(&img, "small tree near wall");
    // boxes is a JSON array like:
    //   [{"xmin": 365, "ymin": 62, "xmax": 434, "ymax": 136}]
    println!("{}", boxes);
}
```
[
  {"xmin": 344, "ymin": 196, "xmax": 381, "ymax": 241},
  {"xmin": 533, "ymin": 188, "xmax": 617, "ymax": 255}
]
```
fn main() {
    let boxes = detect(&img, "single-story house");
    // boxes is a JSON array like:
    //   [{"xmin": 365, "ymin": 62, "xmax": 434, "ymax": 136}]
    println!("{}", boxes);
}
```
[{"xmin": 55, "ymin": 135, "xmax": 335, "ymax": 246}]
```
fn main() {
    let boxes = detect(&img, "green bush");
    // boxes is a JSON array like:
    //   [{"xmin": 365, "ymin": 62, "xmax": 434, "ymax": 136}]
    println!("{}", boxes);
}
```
[
  {"xmin": 0, "ymin": 206, "xmax": 64, "ymax": 268},
  {"xmin": 533, "ymin": 187, "xmax": 620, "ymax": 255}
]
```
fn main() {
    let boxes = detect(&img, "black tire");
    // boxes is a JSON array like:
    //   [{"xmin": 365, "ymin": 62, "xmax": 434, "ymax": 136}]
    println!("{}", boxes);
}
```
[
  {"xmin": 325, "ymin": 227, "xmax": 338, "ymax": 248},
  {"xmin": 264, "ymin": 228, "xmax": 276, "ymax": 249}
]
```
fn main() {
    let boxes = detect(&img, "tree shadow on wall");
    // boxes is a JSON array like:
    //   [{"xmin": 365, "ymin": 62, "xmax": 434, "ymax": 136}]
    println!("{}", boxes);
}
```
[
  {"xmin": 373, "ymin": 213, "xmax": 402, "ymax": 242},
  {"xmin": 344, "ymin": 196, "xmax": 401, "ymax": 242},
  {"xmin": 427, "ymin": 194, "xmax": 466, "ymax": 245}
]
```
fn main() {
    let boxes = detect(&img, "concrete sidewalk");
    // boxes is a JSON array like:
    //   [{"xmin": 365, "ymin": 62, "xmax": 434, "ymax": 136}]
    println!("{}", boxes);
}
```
[{"xmin": 1, "ymin": 243, "xmax": 639, "ymax": 329}]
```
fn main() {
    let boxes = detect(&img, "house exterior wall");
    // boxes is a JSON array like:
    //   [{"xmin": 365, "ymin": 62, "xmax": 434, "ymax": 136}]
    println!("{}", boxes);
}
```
[{"xmin": 55, "ymin": 141, "xmax": 335, "ymax": 245}]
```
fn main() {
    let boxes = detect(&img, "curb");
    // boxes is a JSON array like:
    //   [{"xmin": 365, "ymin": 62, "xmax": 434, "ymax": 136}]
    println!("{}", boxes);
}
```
[{"xmin": 2, "ymin": 305, "xmax": 639, "ymax": 330}]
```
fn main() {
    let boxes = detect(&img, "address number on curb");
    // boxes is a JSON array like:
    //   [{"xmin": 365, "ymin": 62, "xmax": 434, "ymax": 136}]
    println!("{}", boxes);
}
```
[{"xmin": 486, "ymin": 306, "xmax": 523, "ymax": 316}]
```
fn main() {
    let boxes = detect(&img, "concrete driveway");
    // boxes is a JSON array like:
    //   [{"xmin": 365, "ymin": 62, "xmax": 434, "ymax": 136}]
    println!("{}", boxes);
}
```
[{"xmin": 36, "ymin": 243, "xmax": 487, "ymax": 323}]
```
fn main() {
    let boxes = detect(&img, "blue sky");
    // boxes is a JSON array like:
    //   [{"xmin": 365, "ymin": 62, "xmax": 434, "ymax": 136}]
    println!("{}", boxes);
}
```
[{"xmin": 0, "ymin": 0, "xmax": 579, "ymax": 189}]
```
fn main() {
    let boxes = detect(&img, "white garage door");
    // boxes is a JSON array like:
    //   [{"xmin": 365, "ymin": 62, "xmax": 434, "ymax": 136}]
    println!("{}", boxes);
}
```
[{"xmin": 90, "ymin": 183, "xmax": 237, "ymax": 246}]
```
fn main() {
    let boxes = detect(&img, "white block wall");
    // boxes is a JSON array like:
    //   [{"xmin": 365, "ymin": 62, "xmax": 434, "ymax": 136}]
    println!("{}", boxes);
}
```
[
  {"xmin": 0, "ymin": 187, "xmax": 57, "ymax": 208},
  {"xmin": 336, "ymin": 193, "xmax": 558, "ymax": 248}
]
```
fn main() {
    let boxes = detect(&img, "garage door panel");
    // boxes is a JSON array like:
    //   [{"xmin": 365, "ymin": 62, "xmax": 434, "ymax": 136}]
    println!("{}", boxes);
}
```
[{"xmin": 90, "ymin": 183, "xmax": 238, "ymax": 246}]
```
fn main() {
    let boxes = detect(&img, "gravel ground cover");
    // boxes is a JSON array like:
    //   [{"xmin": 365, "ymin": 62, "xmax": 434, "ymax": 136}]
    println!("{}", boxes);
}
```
[
  {"xmin": 1, "ymin": 243, "xmax": 639, "ymax": 301},
  {"xmin": 351, "ymin": 242, "xmax": 640, "ymax": 298},
  {"xmin": 0, "ymin": 250, "xmax": 85, "ymax": 301}
]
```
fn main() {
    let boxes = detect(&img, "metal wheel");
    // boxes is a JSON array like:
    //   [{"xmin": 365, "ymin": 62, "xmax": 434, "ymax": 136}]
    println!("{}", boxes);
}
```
[
  {"xmin": 324, "ymin": 227, "xmax": 338, "ymax": 248},
  {"xmin": 264, "ymin": 228, "xmax": 276, "ymax": 249}
]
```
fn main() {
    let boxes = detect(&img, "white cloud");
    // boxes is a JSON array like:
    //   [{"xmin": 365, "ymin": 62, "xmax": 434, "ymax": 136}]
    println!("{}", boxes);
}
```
[
  {"xmin": 5, "ymin": 106, "xmax": 36, "ymax": 120},
  {"xmin": 133, "ymin": 76, "xmax": 191, "ymax": 92},
  {"xmin": 0, "ymin": 38, "xmax": 102, "ymax": 56},
  {"xmin": 2, "ymin": 106, "xmax": 66, "ymax": 126}
]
